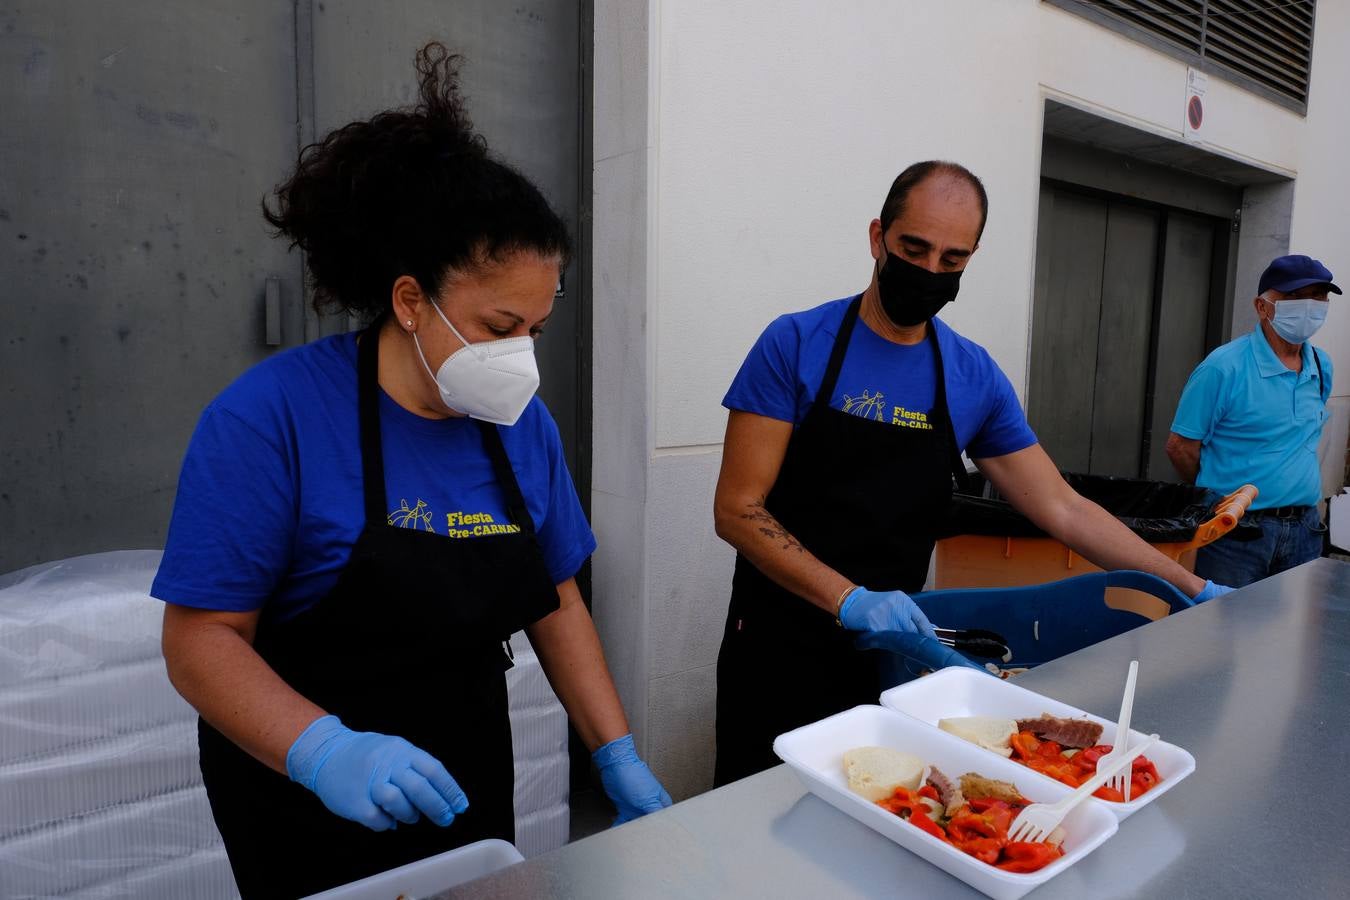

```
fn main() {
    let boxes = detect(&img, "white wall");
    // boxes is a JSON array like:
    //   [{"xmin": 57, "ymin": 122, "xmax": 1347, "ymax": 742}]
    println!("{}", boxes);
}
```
[{"xmin": 593, "ymin": 0, "xmax": 1350, "ymax": 800}]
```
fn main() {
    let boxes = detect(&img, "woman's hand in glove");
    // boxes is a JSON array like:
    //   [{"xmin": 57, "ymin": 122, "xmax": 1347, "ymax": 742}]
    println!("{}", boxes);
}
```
[
  {"xmin": 838, "ymin": 587, "xmax": 937, "ymax": 640},
  {"xmin": 286, "ymin": 714, "xmax": 469, "ymax": 831},
  {"xmin": 593, "ymin": 733, "xmax": 673, "ymax": 826}
]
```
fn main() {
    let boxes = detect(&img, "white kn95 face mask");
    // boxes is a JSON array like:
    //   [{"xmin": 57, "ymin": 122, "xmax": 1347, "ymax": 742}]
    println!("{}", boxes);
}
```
[{"xmin": 412, "ymin": 301, "xmax": 540, "ymax": 426}]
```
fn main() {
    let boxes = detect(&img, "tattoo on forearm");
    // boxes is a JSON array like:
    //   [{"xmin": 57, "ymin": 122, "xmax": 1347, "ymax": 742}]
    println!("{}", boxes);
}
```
[{"xmin": 741, "ymin": 502, "xmax": 805, "ymax": 553}]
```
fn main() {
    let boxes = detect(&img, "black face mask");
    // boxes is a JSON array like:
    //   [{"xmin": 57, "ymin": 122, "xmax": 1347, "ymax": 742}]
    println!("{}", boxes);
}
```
[{"xmin": 875, "ymin": 251, "xmax": 963, "ymax": 326}]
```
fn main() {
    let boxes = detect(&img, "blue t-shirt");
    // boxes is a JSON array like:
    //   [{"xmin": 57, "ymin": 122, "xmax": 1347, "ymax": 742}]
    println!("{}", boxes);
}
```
[
  {"xmin": 723, "ymin": 297, "xmax": 1037, "ymax": 459},
  {"xmin": 151, "ymin": 332, "xmax": 596, "ymax": 622},
  {"xmin": 1171, "ymin": 329, "xmax": 1332, "ymax": 509}
]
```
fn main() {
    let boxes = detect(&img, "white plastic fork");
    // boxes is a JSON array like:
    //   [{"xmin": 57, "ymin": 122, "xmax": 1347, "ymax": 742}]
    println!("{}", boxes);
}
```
[
  {"xmin": 1007, "ymin": 733, "xmax": 1160, "ymax": 844},
  {"xmin": 1096, "ymin": 659, "xmax": 1140, "ymax": 801}
]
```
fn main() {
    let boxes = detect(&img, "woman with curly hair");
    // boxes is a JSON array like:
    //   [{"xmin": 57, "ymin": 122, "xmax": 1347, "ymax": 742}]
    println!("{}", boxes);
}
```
[{"xmin": 152, "ymin": 43, "xmax": 669, "ymax": 898}]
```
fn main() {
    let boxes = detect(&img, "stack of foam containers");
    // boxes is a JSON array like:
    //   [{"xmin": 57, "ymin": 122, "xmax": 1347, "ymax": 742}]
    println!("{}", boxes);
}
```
[
  {"xmin": 0, "ymin": 551, "xmax": 236, "ymax": 899},
  {"xmin": 0, "ymin": 551, "xmax": 571, "ymax": 899}
]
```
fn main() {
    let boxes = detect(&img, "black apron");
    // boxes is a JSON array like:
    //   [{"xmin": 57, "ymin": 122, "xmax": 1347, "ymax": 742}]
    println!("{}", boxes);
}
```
[
  {"xmin": 198, "ymin": 321, "xmax": 561, "ymax": 899},
  {"xmin": 714, "ymin": 295, "xmax": 967, "ymax": 785}
]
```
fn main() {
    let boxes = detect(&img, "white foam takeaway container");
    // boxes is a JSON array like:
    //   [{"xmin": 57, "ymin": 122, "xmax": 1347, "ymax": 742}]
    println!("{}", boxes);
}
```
[
  {"xmin": 773, "ymin": 704, "xmax": 1118, "ymax": 900},
  {"xmin": 879, "ymin": 667, "xmax": 1196, "ymax": 821},
  {"xmin": 300, "ymin": 838, "xmax": 524, "ymax": 900}
]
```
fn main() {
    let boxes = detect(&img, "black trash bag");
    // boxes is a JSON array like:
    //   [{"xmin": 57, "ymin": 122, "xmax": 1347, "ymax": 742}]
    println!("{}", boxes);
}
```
[{"xmin": 939, "ymin": 472, "xmax": 1261, "ymax": 543}]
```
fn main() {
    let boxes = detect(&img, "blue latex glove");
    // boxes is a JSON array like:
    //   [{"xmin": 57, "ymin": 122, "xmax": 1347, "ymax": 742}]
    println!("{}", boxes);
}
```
[
  {"xmin": 286, "ymin": 715, "xmax": 468, "ymax": 832},
  {"xmin": 838, "ymin": 587, "xmax": 937, "ymax": 640},
  {"xmin": 855, "ymin": 630, "xmax": 989, "ymax": 673},
  {"xmin": 592, "ymin": 733, "xmax": 673, "ymax": 826},
  {"xmin": 1193, "ymin": 580, "xmax": 1235, "ymax": 603}
]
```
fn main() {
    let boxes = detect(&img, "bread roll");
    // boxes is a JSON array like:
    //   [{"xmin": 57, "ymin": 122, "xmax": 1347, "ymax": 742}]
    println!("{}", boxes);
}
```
[
  {"xmin": 843, "ymin": 746, "xmax": 925, "ymax": 801},
  {"xmin": 938, "ymin": 716, "xmax": 1017, "ymax": 757}
]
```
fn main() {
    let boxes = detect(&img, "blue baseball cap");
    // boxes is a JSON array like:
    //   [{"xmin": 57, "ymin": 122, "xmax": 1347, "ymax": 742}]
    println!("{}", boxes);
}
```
[{"xmin": 1258, "ymin": 254, "xmax": 1341, "ymax": 296}]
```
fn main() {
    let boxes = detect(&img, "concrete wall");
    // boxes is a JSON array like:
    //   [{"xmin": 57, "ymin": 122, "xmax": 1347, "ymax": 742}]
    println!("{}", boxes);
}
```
[
  {"xmin": 591, "ymin": 0, "xmax": 655, "ymax": 750},
  {"xmin": 593, "ymin": 0, "xmax": 1350, "ymax": 800}
]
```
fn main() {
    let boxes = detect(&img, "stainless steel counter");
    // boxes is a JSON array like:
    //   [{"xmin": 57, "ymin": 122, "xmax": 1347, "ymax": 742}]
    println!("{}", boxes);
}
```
[{"xmin": 444, "ymin": 558, "xmax": 1350, "ymax": 899}]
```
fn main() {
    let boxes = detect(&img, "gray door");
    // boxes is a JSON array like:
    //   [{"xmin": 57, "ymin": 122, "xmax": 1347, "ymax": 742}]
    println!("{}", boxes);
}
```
[
  {"xmin": 1028, "ymin": 182, "xmax": 1226, "ymax": 481},
  {"xmin": 0, "ymin": 3, "xmax": 301, "ymax": 571},
  {"xmin": 0, "ymin": 3, "xmax": 586, "ymax": 574},
  {"xmin": 1028, "ymin": 188, "xmax": 1110, "ymax": 474},
  {"xmin": 1145, "ymin": 211, "xmax": 1216, "ymax": 480}
]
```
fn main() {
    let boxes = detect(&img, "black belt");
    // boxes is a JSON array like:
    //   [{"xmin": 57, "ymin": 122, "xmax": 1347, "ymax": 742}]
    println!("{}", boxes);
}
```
[{"xmin": 1252, "ymin": 505, "xmax": 1313, "ymax": 519}]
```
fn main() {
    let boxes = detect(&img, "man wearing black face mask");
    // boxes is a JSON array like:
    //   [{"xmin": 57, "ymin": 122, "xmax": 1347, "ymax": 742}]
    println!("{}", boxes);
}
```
[{"xmin": 710, "ymin": 160, "xmax": 1233, "ymax": 784}]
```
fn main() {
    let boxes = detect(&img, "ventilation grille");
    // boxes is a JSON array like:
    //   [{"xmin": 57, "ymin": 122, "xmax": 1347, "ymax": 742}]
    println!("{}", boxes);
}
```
[{"xmin": 1049, "ymin": 1, "xmax": 1316, "ymax": 111}]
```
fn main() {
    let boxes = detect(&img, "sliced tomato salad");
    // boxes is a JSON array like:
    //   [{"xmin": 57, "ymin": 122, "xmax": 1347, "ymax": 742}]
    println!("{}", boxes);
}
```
[
  {"xmin": 876, "ymin": 787, "xmax": 1064, "ymax": 873},
  {"xmin": 1009, "ymin": 730, "xmax": 1162, "ymax": 801}
]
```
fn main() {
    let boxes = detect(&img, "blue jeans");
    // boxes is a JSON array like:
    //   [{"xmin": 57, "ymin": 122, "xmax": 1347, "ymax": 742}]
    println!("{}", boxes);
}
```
[{"xmin": 1195, "ymin": 504, "xmax": 1326, "ymax": 588}]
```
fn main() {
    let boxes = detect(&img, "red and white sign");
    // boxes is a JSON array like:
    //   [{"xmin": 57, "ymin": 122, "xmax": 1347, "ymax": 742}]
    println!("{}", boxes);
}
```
[{"xmin": 1184, "ymin": 67, "xmax": 1207, "ymax": 143}]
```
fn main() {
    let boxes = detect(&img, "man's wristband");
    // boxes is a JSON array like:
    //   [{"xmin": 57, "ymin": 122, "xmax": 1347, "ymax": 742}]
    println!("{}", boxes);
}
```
[{"xmin": 834, "ymin": 584, "xmax": 858, "ymax": 627}]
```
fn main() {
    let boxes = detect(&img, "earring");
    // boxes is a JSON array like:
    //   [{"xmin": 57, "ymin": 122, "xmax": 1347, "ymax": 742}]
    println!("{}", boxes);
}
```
[{"xmin": 406, "ymin": 320, "xmax": 414, "ymax": 328}]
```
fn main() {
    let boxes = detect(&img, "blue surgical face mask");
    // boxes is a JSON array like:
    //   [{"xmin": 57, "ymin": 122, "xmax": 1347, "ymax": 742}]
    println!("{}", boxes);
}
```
[{"xmin": 1264, "ymin": 297, "xmax": 1329, "ymax": 344}]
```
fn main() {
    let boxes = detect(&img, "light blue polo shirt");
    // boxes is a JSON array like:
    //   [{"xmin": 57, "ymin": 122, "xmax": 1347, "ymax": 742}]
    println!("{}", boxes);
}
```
[{"xmin": 1171, "ymin": 328, "xmax": 1332, "ymax": 509}]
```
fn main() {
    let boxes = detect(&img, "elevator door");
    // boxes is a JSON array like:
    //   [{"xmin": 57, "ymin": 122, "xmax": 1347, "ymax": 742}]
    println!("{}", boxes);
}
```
[{"xmin": 1028, "ymin": 183, "xmax": 1225, "ymax": 481}]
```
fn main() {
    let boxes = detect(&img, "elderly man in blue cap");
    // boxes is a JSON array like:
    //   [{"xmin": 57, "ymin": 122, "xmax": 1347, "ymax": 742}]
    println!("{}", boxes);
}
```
[{"xmin": 1166, "ymin": 254, "xmax": 1339, "ymax": 587}]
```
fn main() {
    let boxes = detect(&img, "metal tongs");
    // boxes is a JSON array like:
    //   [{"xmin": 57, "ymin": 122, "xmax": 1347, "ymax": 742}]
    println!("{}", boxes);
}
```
[{"xmin": 932, "ymin": 626, "xmax": 1011, "ymax": 662}]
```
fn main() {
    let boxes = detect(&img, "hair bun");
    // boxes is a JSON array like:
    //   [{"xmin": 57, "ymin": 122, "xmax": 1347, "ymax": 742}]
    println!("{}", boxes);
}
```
[{"xmin": 262, "ymin": 42, "xmax": 570, "ymax": 317}]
